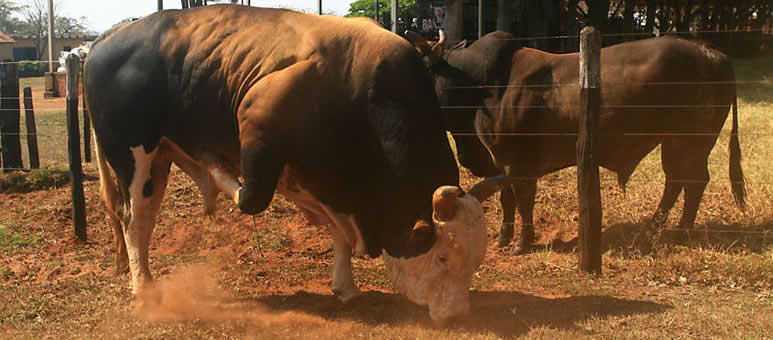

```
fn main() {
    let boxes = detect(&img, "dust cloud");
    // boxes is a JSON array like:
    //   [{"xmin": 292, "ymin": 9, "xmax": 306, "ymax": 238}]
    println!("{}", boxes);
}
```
[{"xmin": 132, "ymin": 263, "xmax": 340, "ymax": 332}]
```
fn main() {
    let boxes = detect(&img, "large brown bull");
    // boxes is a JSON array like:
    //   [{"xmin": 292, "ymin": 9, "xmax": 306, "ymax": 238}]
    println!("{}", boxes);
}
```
[
  {"xmin": 407, "ymin": 30, "xmax": 745, "ymax": 253},
  {"xmin": 85, "ymin": 5, "xmax": 511, "ymax": 323}
]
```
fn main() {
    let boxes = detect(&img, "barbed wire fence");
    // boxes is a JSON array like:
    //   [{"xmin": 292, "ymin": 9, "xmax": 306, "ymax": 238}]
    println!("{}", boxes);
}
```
[
  {"xmin": 0, "ymin": 29, "xmax": 771, "ymax": 245},
  {"xmin": 0, "ymin": 59, "xmax": 91, "ymax": 173}
]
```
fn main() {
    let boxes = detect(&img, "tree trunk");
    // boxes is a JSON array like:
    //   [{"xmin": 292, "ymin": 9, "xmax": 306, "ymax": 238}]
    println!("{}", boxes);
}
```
[
  {"xmin": 623, "ymin": 0, "xmax": 634, "ymax": 34},
  {"xmin": 497, "ymin": 0, "xmax": 513, "ymax": 31},
  {"xmin": 567, "ymin": 0, "xmax": 580, "ymax": 52},
  {"xmin": 645, "ymin": 0, "xmax": 655, "ymax": 35},
  {"xmin": 589, "ymin": 0, "xmax": 609, "ymax": 31},
  {"xmin": 444, "ymin": 0, "xmax": 464, "ymax": 42}
]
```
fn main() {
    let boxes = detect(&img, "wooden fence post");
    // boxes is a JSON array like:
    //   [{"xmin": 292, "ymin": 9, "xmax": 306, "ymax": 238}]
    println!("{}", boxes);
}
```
[
  {"xmin": 0, "ymin": 62, "xmax": 23, "ymax": 172},
  {"xmin": 577, "ymin": 26, "xmax": 602, "ymax": 273},
  {"xmin": 81, "ymin": 64, "xmax": 91, "ymax": 162},
  {"xmin": 65, "ymin": 54, "xmax": 87, "ymax": 242},
  {"xmin": 22, "ymin": 87, "xmax": 39, "ymax": 169}
]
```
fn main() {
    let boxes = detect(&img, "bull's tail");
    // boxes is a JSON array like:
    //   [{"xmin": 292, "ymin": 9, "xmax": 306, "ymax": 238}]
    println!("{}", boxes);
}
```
[
  {"xmin": 729, "ymin": 94, "xmax": 746, "ymax": 208},
  {"xmin": 94, "ymin": 132, "xmax": 131, "ymax": 274},
  {"xmin": 93, "ymin": 134, "xmax": 124, "ymax": 224}
]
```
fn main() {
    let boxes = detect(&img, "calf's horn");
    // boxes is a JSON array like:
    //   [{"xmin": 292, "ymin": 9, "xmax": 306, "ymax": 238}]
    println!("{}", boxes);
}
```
[{"xmin": 467, "ymin": 176, "xmax": 513, "ymax": 203}]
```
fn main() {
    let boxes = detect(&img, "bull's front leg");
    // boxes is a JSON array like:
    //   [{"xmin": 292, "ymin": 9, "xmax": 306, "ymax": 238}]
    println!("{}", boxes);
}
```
[
  {"xmin": 236, "ymin": 140, "xmax": 284, "ymax": 215},
  {"xmin": 328, "ymin": 225, "xmax": 360, "ymax": 303}
]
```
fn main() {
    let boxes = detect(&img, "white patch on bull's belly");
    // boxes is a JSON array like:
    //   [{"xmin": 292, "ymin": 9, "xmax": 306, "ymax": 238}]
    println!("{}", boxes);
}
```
[{"xmin": 275, "ymin": 166, "xmax": 367, "ymax": 255}]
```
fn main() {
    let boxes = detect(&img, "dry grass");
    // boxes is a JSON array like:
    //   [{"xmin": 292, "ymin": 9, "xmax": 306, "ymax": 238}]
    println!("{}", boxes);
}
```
[{"xmin": 1, "ymin": 59, "xmax": 773, "ymax": 338}]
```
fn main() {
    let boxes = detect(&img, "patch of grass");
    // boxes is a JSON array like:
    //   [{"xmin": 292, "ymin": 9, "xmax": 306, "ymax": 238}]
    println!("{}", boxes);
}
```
[
  {"xmin": 0, "ymin": 168, "xmax": 70, "ymax": 193},
  {"xmin": 0, "ymin": 224, "xmax": 42, "ymax": 252},
  {"xmin": 253, "ymin": 226, "xmax": 289, "ymax": 252},
  {"xmin": 733, "ymin": 56, "xmax": 773, "ymax": 103}
]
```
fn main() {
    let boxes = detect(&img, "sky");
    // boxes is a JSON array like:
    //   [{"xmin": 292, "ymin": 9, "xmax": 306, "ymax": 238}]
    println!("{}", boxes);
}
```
[{"xmin": 58, "ymin": 0, "xmax": 357, "ymax": 34}]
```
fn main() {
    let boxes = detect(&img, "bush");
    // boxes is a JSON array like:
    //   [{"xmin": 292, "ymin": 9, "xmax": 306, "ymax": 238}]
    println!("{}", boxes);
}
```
[
  {"xmin": 17, "ymin": 60, "xmax": 44, "ymax": 77},
  {"xmin": 0, "ymin": 169, "xmax": 70, "ymax": 193}
]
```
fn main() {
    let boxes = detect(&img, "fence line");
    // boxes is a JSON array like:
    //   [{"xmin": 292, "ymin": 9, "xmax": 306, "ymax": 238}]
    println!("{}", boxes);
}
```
[
  {"xmin": 451, "ymin": 132, "xmax": 760, "ymax": 136},
  {"xmin": 444, "ymin": 80, "xmax": 771, "ymax": 90},
  {"xmin": 493, "ymin": 223, "xmax": 773, "ymax": 236},
  {"xmin": 489, "ymin": 28, "xmax": 767, "ymax": 42},
  {"xmin": 441, "ymin": 104, "xmax": 735, "ymax": 110}
]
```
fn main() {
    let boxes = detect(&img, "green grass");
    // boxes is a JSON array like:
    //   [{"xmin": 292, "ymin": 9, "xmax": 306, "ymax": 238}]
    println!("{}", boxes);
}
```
[
  {"xmin": 0, "ymin": 168, "xmax": 70, "ymax": 193},
  {"xmin": 2, "ymin": 59, "xmax": 773, "ymax": 339},
  {"xmin": 0, "ymin": 224, "xmax": 41, "ymax": 253},
  {"xmin": 19, "ymin": 76, "xmax": 45, "ymax": 93}
]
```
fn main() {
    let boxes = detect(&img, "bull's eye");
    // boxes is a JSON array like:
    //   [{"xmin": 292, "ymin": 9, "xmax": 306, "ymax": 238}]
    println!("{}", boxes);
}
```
[{"xmin": 438, "ymin": 256, "xmax": 448, "ymax": 264}]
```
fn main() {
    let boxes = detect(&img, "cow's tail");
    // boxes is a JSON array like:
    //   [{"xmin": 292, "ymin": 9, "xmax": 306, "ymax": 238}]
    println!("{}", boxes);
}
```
[
  {"xmin": 729, "ymin": 94, "xmax": 746, "ymax": 208},
  {"xmin": 94, "ymin": 134, "xmax": 125, "ymax": 227}
]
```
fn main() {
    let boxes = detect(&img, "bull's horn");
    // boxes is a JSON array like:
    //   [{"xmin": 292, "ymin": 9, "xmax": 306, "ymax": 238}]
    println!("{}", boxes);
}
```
[
  {"xmin": 432, "ymin": 186, "xmax": 463, "ymax": 222},
  {"xmin": 467, "ymin": 176, "xmax": 513, "ymax": 203},
  {"xmin": 437, "ymin": 29, "xmax": 446, "ymax": 45}
]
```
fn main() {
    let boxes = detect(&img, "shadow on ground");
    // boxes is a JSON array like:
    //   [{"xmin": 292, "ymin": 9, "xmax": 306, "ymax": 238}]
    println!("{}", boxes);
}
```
[
  {"xmin": 253, "ymin": 289, "xmax": 670, "ymax": 337},
  {"xmin": 542, "ymin": 220, "xmax": 773, "ymax": 255}
]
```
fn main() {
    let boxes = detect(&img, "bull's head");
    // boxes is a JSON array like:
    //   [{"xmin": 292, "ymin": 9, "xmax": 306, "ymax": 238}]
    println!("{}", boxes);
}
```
[{"xmin": 382, "ymin": 176, "xmax": 510, "ymax": 324}]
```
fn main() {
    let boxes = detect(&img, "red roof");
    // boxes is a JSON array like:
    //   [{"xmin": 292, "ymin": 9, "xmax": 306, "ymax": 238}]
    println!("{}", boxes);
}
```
[{"xmin": 0, "ymin": 31, "xmax": 15, "ymax": 43}]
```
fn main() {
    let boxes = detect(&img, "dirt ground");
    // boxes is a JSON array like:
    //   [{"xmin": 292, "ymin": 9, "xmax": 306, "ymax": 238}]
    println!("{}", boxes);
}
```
[{"xmin": 1, "ymin": 74, "xmax": 773, "ymax": 338}]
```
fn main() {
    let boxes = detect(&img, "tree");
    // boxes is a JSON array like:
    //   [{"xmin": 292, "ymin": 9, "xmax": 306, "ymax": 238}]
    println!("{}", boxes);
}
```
[
  {"xmin": 0, "ymin": 0, "xmax": 22, "ymax": 35},
  {"xmin": 345, "ymin": 0, "xmax": 417, "ymax": 33},
  {"xmin": 55, "ymin": 15, "xmax": 87, "ymax": 36},
  {"xmin": 13, "ymin": 0, "xmax": 89, "ymax": 60}
]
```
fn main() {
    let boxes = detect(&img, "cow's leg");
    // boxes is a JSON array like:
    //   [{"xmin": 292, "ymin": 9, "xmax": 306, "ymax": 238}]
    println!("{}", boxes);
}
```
[
  {"xmin": 164, "ymin": 143, "xmax": 222, "ymax": 217},
  {"xmin": 679, "ymin": 161, "xmax": 709, "ymax": 228},
  {"xmin": 513, "ymin": 179, "xmax": 537, "ymax": 255},
  {"xmin": 651, "ymin": 142, "xmax": 685, "ymax": 227},
  {"xmin": 124, "ymin": 146, "xmax": 170, "ymax": 295},
  {"xmin": 495, "ymin": 187, "xmax": 516, "ymax": 247},
  {"xmin": 329, "ymin": 225, "xmax": 360, "ymax": 303}
]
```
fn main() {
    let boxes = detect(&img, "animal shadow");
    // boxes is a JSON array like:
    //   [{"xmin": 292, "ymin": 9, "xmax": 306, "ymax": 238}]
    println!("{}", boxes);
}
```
[
  {"xmin": 254, "ymin": 289, "xmax": 669, "ymax": 337},
  {"xmin": 543, "ymin": 220, "xmax": 773, "ymax": 255}
]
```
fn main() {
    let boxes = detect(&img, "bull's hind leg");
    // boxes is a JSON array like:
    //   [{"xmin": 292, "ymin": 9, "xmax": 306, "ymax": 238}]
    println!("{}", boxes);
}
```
[
  {"xmin": 124, "ymin": 146, "xmax": 171, "ymax": 295},
  {"xmin": 654, "ymin": 138, "xmax": 714, "ymax": 229},
  {"xmin": 512, "ymin": 179, "xmax": 537, "ymax": 255},
  {"xmin": 650, "ymin": 142, "xmax": 685, "ymax": 227},
  {"xmin": 495, "ymin": 187, "xmax": 516, "ymax": 247},
  {"xmin": 679, "ymin": 160, "xmax": 709, "ymax": 228}
]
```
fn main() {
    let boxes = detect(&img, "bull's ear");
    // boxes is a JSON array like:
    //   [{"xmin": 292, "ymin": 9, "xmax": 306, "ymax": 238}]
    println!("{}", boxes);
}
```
[
  {"xmin": 404, "ymin": 30, "xmax": 433, "ymax": 57},
  {"xmin": 432, "ymin": 186, "xmax": 464, "ymax": 221},
  {"xmin": 468, "ymin": 176, "xmax": 513, "ymax": 202}
]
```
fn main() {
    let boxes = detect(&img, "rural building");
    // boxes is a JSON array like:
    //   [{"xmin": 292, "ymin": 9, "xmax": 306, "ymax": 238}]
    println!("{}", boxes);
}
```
[{"xmin": 0, "ymin": 31, "xmax": 97, "ymax": 62}]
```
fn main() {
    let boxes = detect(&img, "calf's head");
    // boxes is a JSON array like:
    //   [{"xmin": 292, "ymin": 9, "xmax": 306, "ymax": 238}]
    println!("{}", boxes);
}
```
[{"xmin": 382, "ymin": 176, "xmax": 510, "ymax": 324}]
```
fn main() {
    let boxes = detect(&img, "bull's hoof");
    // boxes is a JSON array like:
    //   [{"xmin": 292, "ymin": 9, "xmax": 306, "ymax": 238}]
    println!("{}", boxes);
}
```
[
  {"xmin": 512, "ymin": 240, "xmax": 532, "ymax": 255},
  {"xmin": 332, "ymin": 287, "xmax": 361, "ymax": 303},
  {"xmin": 114, "ymin": 258, "xmax": 130, "ymax": 276},
  {"xmin": 512, "ymin": 230, "xmax": 534, "ymax": 255},
  {"xmin": 495, "ymin": 231, "xmax": 513, "ymax": 248}
]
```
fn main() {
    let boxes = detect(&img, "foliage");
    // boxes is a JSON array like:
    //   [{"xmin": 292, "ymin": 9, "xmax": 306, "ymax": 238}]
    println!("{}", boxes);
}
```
[
  {"xmin": 345, "ymin": 0, "xmax": 417, "ymax": 33},
  {"xmin": 8, "ymin": 0, "xmax": 90, "ymax": 62},
  {"xmin": 17, "ymin": 59, "xmax": 43, "ymax": 77},
  {"xmin": 0, "ymin": 169, "xmax": 70, "ymax": 193},
  {"xmin": 0, "ymin": 0, "xmax": 22, "ymax": 34},
  {"xmin": 0, "ymin": 224, "xmax": 41, "ymax": 252}
]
